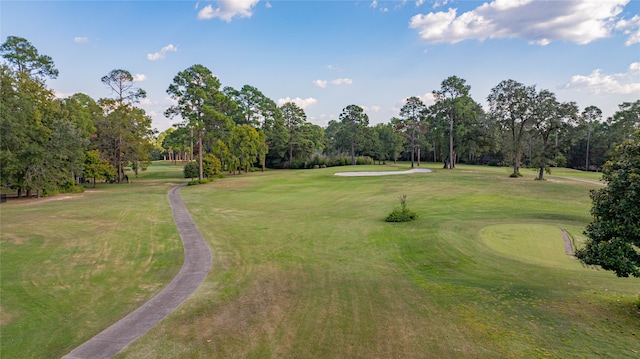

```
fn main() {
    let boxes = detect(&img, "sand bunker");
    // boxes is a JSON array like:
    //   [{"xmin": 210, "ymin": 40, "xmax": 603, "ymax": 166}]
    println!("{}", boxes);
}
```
[{"xmin": 335, "ymin": 168, "xmax": 432, "ymax": 176}]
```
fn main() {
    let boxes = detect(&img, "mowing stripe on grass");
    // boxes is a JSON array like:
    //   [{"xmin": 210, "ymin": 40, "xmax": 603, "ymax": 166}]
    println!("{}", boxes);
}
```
[{"xmin": 62, "ymin": 184, "xmax": 211, "ymax": 359}]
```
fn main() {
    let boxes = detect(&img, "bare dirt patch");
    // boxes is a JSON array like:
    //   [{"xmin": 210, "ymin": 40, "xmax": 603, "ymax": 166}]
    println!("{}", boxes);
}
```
[
  {"xmin": 1, "ymin": 233, "xmax": 28, "ymax": 245},
  {"xmin": 0, "ymin": 306, "xmax": 17, "ymax": 326},
  {"xmin": 180, "ymin": 266, "xmax": 301, "ymax": 356}
]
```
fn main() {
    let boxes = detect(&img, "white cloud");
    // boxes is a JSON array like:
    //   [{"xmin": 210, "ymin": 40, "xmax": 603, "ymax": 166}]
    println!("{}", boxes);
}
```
[
  {"xmin": 398, "ymin": 93, "xmax": 436, "ymax": 107},
  {"xmin": 362, "ymin": 105, "xmax": 381, "ymax": 113},
  {"xmin": 420, "ymin": 92, "xmax": 436, "ymax": 106},
  {"xmin": 564, "ymin": 62, "xmax": 640, "ymax": 95},
  {"xmin": 615, "ymin": 14, "xmax": 640, "ymax": 45},
  {"xmin": 432, "ymin": 0, "xmax": 449, "ymax": 9},
  {"xmin": 265, "ymin": 1, "xmax": 272, "ymax": 9},
  {"xmin": 140, "ymin": 98, "xmax": 154, "ymax": 106},
  {"xmin": 198, "ymin": 0, "xmax": 260, "ymax": 22},
  {"xmin": 309, "ymin": 113, "xmax": 336, "ymax": 127},
  {"xmin": 330, "ymin": 78, "xmax": 353, "ymax": 85},
  {"xmin": 371, "ymin": 0, "xmax": 378, "ymax": 9},
  {"xmin": 314, "ymin": 78, "xmax": 353, "ymax": 88},
  {"xmin": 313, "ymin": 79, "xmax": 328, "ymax": 88},
  {"xmin": 147, "ymin": 44, "xmax": 177, "ymax": 61},
  {"xmin": 54, "ymin": 91, "xmax": 74, "ymax": 99},
  {"xmin": 133, "ymin": 73, "xmax": 147, "ymax": 82},
  {"xmin": 409, "ymin": 0, "xmax": 630, "ymax": 45},
  {"xmin": 277, "ymin": 97, "xmax": 318, "ymax": 109},
  {"xmin": 73, "ymin": 37, "xmax": 88, "ymax": 43}
]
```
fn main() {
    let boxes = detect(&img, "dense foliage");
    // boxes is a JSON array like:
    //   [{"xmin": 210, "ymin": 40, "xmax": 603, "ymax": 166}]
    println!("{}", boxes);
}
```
[
  {"xmin": 576, "ymin": 131, "xmax": 640, "ymax": 277},
  {"xmin": 1, "ymin": 35, "xmax": 639, "ymax": 197},
  {"xmin": 385, "ymin": 195, "xmax": 417, "ymax": 222}
]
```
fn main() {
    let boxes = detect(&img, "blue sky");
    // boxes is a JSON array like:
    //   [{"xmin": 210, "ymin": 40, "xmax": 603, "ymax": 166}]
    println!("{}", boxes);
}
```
[{"xmin": 2, "ymin": 0, "xmax": 639, "ymax": 132}]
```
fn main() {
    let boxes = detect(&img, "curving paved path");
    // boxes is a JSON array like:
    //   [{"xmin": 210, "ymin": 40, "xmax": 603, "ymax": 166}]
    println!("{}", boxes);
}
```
[{"xmin": 63, "ymin": 184, "xmax": 212, "ymax": 359}]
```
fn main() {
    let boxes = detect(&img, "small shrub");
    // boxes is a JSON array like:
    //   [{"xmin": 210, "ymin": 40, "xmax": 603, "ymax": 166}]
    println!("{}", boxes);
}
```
[
  {"xmin": 385, "ymin": 195, "xmax": 417, "ymax": 222},
  {"xmin": 184, "ymin": 161, "xmax": 199, "ymax": 180},
  {"xmin": 356, "ymin": 156, "xmax": 374, "ymax": 165},
  {"xmin": 187, "ymin": 178, "xmax": 214, "ymax": 186}
]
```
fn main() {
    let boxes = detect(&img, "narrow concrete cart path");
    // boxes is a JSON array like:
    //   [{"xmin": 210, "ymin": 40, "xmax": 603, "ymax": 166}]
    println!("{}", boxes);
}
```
[{"xmin": 63, "ymin": 184, "xmax": 212, "ymax": 359}]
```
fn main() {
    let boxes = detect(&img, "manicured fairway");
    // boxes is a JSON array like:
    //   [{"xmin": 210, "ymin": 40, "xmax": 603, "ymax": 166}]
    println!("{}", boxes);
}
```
[
  {"xmin": 116, "ymin": 164, "xmax": 638, "ymax": 358},
  {"xmin": 1, "ymin": 163, "xmax": 638, "ymax": 358}
]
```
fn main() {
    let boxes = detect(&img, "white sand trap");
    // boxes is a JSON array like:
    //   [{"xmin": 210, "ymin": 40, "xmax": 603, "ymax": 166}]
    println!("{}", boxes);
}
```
[{"xmin": 335, "ymin": 168, "xmax": 432, "ymax": 176}]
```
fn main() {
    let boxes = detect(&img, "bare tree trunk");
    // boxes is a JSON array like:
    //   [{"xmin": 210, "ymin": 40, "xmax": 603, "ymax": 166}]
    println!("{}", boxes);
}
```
[
  {"xmin": 198, "ymin": 129, "xmax": 203, "ymax": 181},
  {"xmin": 585, "ymin": 128, "xmax": 591, "ymax": 171},
  {"xmin": 449, "ymin": 113, "xmax": 454, "ymax": 169},
  {"xmin": 289, "ymin": 144, "xmax": 293, "ymax": 168},
  {"xmin": 351, "ymin": 140, "xmax": 355, "ymax": 166}
]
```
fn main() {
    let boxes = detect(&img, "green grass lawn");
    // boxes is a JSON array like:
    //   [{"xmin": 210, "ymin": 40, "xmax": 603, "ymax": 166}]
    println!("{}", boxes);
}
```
[
  {"xmin": 0, "ymin": 162, "xmax": 186, "ymax": 358},
  {"xmin": 2, "ymin": 162, "xmax": 638, "ymax": 358}
]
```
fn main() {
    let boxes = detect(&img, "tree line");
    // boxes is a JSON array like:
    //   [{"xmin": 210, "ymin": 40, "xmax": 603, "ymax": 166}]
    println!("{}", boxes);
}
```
[{"xmin": 2, "ymin": 36, "xmax": 639, "ymax": 195}]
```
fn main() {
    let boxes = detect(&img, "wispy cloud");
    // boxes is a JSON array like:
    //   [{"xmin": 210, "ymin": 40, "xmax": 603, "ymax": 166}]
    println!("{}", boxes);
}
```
[
  {"xmin": 313, "ymin": 79, "xmax": 328, "ymax": 88},
  {"xmin": 73, "ymin": 37, "xmax": 88, "ymax": 43},
  {"xmin": 277, "ymin": 97, "xmax": 318, "ymax": 109},
  {"xmin": 615, "ymin": 14, "xmax": 640, "ymax": 45},
  {"xmin": 409, "ymin": 0, "xmax": 633, "ymax": 45},
  {"xmin": 313, "ymin": 78, "xmax": 353, "ymax": 88},
  {"xmin": 563, "ymin": 62, "xmax": 640, "ymax": 95},
  {"xmin": 147, "ymin": 44, "xmax": 177, "ymax": 61},
  {"xmin": 198, "ymin": 0, "xmax": 260, "ymax": 22},
  {"xmin": 331, "ymin": 78, "xmax": 353, "ymax": 85}
]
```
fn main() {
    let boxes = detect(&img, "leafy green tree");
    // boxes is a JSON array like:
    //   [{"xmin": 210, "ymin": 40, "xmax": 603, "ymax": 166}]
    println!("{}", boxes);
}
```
[
  {"xmin": 212, "ymin": 139, "xmax": 231, "ymax": 171},
  {"xmin": 281, "ymin": 102, "xmax": 307, "ymax": 166},
  {"xmin": 397, "ymin": 96, "xmax": 427, "ymax": 168},
  {"xmin": 166, "ymin": 64, "xmax": 232, "ymax": 181},
  {"xmin": 607, "ymin": 100, "xmax": 640, "ymax": 149},
  {"xmin": 0, "ymin": 63, "xmax": 65, "ymax": 197},
  {"xmin": 374, "ymin": 123, "xmax": 405, "ymax": 164},
  {"xmin": 83, "ymin": 150, "xmax": 116, "ymax": 187},
  {"xmin": 59, "ymin": 93, "xmax": 99, "ymax": 138},
  {"xmin": 264, "ymin": 111, "xmax": 289, "ymax": 168},
  {"xmin": 224, "ymin": 85, "xmax": 275, "ymax": 125},
  {"xmin": 576, "ymin": 131, "xmax": 640, "ymax": 277},
  {"xmin": 488, "ymin": 79, "xmax": 536, "ymax": 177},
  {"xmin": 224, "ymin": 84, "xmax": 277, "ymax": 171},
  {"xmin": 297, "ymin": 122, "xmax": 325, "ymax": 161},
  {"xmin": 1, "ymin": 37, "xmax": 67, "ymax": 196},
  {"xmin": 338, "ymin": 104, "xmax": 369, "ymax": 165},
  {"xmin": 0, "ymin": 36, "xmax": 58, "ymax": 79},
  {"xmin": 202, "ymin": 153, "xmax": 222, "ymax": 177},
  {"xmin": 93, "ymin": 99, "xmax": 152, "ymax": 182},
  {"xmin": 433, "ymin": 76, "xmax": 479, "ymax": 169},
  {"xmin": 531, "ymin": 89, "xmax": 577, "ymax": 180},
  {"xmin": 581, "ymin": 106, "xmax": 603, "ymax": 171},
  {"xmin": 228, "ymin": 124, "xmax": 262, "ymax": 173},
  {"xmin": 162, "ymin": 126, "xmax": 191, "ymax": 163},
  {"xmin": 98, "ymin": 69, "xmax": 149, "ymax": 182}
]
